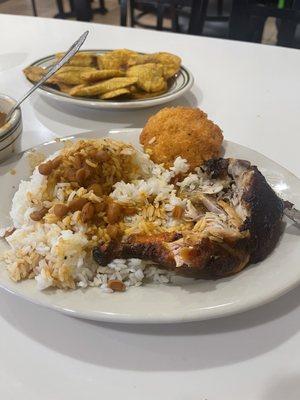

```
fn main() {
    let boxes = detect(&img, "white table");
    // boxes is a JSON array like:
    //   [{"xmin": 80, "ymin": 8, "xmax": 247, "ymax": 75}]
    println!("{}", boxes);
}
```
[{"xmin": 0, "ymin": 14, "xmax": 300, "ymax": 400}]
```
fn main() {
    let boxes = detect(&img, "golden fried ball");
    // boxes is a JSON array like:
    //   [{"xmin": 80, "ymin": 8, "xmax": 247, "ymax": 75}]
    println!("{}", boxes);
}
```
[{"xmin": 140, "ymin": 107, "xmax": 223, "ymax": 170}]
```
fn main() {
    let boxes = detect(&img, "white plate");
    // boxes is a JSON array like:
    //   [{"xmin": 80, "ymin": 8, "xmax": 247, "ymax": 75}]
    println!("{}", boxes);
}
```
[
  {"xmin": 26, "ymin": 50, "xmax": 194, "ymax": 109},
  {"xmin": 0, "ymin": 129, "xmax": 299, "ymax": 324}
]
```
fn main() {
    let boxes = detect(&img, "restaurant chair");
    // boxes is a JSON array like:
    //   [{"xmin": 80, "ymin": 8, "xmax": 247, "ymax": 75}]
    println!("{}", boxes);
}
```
[
  {"xmin": 54, "ymin": 0, "xmax": 108, "ymax": 21},
  {"xmin": 120, "ymin": 0, "xmax": 232, "ymax": 37},
  {"xmin": 229, "ymin": 0, "xmax": 300, "ymax": 48},
  {"xmin": 188, "ymin": 0, "xmax": 231, "ymax": 36},
  {"xmin": 120, "ymin": 0, "xmax": 193, "ymax": 31}
]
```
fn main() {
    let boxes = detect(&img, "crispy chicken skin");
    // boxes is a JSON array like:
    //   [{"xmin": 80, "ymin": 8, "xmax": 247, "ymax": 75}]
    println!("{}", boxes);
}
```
[
  {"xmin": 140, "ymin": 107, "xmax": 223, "ymax": 170},
  {"xmin": 94, "ymin": 158, "xmax": 284, "ymax": 279},
  {"xmin": 94, "ymin": 232, "xmax": 180, "ymax": 270},
  {"xmin": 239, "ymin": 165, "xmax": 284, "ymax": 262},
  {"xmin": 93, "ymin": 233, "xmax": 250, "ymax": 278},
  {"xmin": 207, "ymin": 158, "xmax": 284, "ymax": 262}
]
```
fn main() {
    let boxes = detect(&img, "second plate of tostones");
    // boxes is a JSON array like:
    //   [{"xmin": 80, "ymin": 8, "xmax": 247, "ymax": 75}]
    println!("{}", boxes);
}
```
[{"xmin": 23, "ymin": 49, "xmax": 194, "ymax": 109}]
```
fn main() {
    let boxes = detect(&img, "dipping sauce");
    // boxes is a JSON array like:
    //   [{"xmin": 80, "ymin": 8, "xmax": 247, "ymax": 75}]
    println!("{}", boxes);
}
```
[{"xmin": 0, "ymin": 111, "xmax": 7, "ymax": 128}]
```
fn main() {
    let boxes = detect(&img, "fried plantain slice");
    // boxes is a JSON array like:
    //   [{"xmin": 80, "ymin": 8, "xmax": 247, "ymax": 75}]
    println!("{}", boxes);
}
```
[
  {"xmin": 56, "ymin": 66, "xmax": 96, "ymax": 73},
  {"xmin": 55, "ymin": 82, "xmax": 76, "ymax": 95},
  {"xmin": 23, "ymin": 66, "xmax": 46, "ymax": 83},
  {"xmin": 150, "ymin": 52, "xmax": 181, "ymax": 79},
  {"xmin": 97, "ymin": 49, "xmax": 138, "ymax": 70},
  {"xmin": 126, "ymin": 53, "xmax": 152, "ymax": 67},
  {"xmin": 69, "ymin": 77, "xmax": 138, "ymax": 97},
  {"xmin": 23, "ymin": 66, "xmax": 59, "ymax": 85},
  {"xmin": 100, "ymin": 88, "xmax": 131, "ymax": 99},
  {"xmin": 55, "ymin": 52, "xmax": 96, "ymax": 67},
  {"xmin": 127, "ymin": 52, "xmax": 181, "ymax": 78},
  {"xmin": 50, "ymin": 66, "xmax": 96, "ymax": 85},
  {"xmin": 126, "ymin": 63, "xmax": 167, "ymax": 93},
  {"xmin": 54, "ymin": 71, "xmax": 86, "ymax": 85},
  {"xmin": 81, "ymin": 69, "xmax": 125, "ymax": 83}
]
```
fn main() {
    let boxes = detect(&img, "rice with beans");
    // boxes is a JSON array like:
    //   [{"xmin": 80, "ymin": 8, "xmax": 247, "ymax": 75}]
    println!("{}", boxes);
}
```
[{"xmin": 1, "ymin": 138, "xmax": 192, "ymax": 292}]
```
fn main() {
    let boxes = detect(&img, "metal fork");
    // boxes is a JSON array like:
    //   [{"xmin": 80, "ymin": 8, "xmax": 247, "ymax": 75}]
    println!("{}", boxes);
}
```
[{"xmin": 284, "ymin": 201, "xmax": 300, "ymax": 225}]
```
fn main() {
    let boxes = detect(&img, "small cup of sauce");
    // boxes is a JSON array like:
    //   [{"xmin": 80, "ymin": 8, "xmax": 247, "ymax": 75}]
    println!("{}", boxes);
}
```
[{"xmin": 0, "ymin": 94, "xmax": 22, "ymax": 162}]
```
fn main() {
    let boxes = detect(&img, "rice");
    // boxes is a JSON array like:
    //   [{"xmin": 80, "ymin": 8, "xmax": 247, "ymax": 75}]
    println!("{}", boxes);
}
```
[
  {"xmin": 91, "ymin": 258, "xmax": 173, "ymax": 292},
  {"xmin": 2, "ymin": 138, "xmax": 182, "ymax": 292},
  {"xmin": 10, "ymin": 169, "xmax": 47, "ymax": 228}
]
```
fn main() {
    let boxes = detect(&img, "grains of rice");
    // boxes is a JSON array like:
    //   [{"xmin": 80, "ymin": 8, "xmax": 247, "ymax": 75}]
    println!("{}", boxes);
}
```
[
  {"xmin": 85, "ymin": 159, "xmax": 98, "ymax": 168},
  {"xmin": 170, "ymin": 156, "xmax": 189, "ymax": 175},
  {"xmin": 148, "ymin": 136, "xmax": 156, "ymax": 145},
  {"xmin": 67, "ymin": 190, "xmax": 77, "ymax": 202}
]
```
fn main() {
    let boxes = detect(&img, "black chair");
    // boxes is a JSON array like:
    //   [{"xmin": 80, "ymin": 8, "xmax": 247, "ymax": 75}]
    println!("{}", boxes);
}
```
[
  {"xmin": 55, "ymin": 0, "xmax": 107, "ymax": 21},
  {"xmin": 120, "ymin": 0, "xmax": 193, "ymax": 31},
  {"xmin": 229, "ymin": 0, "xmax": 300, "ymax": 47},
  {"xmin": 120, "ymin": 0, "xmax": 232, "ymax": 36},
  {"xmin": 188, "ymin": 0, "xmax": 209, "ymax": 34},
  {"xmin": 188, "ymin": 0, "xmax": 231, "ymax": 36}
]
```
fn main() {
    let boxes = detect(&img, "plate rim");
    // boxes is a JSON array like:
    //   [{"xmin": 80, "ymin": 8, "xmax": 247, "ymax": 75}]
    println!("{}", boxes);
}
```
[
  {"xmin": 25, "ymin": 49, "xmax": 195, "ymax": 109},
  {"xmin": 0, "ymin": 129, "xmax": 299, "ymax": 324}
]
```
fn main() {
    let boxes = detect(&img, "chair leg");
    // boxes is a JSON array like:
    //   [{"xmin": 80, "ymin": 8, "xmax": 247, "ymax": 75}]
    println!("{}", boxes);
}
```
[
  {"xmin": 31, "ymin": 0, "xmax": 38, "ymax": 16},
  {"xmin": 217, "ymin": 0, "xmax": 223, "ymax": 16},
  {"xmin": 229, "ymin": 0, "xmax": 249, "ymax": 41},
  {"xmin": 120, "ymin": 0, "xmax": 128, "ymax": 26},
  {"xmin": 188, "ymin": 0, "xmax": 209, "ymax": 35},
  {"xmin": 55, "ymin": 0, "xmax": 66, "ymax": 18},
  {"xmin": 174, "ymin": 13, "xmax": 180, "ymax": 32},
  {"xmin": 171, "ymin": 4, "xmax": 179, "ymax": 32},
  {"xmin": 69, "ymin": 0, "xmax": 75, "ymax": 12},
  {"xmin": 73, "ymin": 0, "xmax": 93, "ymax": 21},
  {"xmin": 156, "ymin": 3, "xmax": 165, "ymax": 30},
  {"xmin": 129, "ymin": 0, "xmax": 135, "ymax": 27},
  {"xmin": 277, "ymin": 18, "xmax": 297, "ymax": 47},
  {"xmin": 251, "ymin": 15, "xmax": 266, "ymax": 43},
  {"xmin": 98, "ymin": 0, "xmax": 108, "ymax": 14}
]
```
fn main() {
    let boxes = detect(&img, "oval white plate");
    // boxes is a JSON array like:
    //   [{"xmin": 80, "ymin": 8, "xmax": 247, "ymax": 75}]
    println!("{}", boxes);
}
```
[
  {"xmin": 26, "ymin": 50, "xmax": 194, "ymax": 109},
  {"xmin": 0, "ymin": 129, "xmax": 299, "ymax": 323}
]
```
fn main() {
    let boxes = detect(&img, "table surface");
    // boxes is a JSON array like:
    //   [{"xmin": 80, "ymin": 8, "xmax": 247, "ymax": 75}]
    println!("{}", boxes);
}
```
[{"xmin": 0, "ymin": 13, "xmax": 300, "ymax": 400}]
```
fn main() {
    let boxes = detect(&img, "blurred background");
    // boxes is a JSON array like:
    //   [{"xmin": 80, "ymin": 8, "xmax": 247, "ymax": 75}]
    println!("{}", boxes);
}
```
[{"xmin": 0, "ymin": 0, "xmax": 299, "ymax": 48}]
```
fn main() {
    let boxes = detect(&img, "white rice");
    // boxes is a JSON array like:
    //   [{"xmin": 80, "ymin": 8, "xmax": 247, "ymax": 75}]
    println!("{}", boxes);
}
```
[
  {"xmin": 10, "ymin": 168, "xmax": 47, "ymax": 228},
  {"xmin": 5, "ymin": 218, "xmax": 174, "ymax": 291},
  {"xmin": 3, "ymin": 145, "xmax": 182, "ymax": 292}
]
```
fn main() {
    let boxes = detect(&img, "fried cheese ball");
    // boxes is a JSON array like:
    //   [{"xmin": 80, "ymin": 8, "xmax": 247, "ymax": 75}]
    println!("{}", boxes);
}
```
[{"xmin": 140, "ymin": 107, "xmax": 223, "ymax": 170}]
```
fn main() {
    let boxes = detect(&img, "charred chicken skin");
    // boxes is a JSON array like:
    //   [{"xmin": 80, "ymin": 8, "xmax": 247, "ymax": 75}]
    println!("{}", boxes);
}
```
[{"xmin": 93, "ymin": 158, "xmax": 284, "ymax": 279}]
